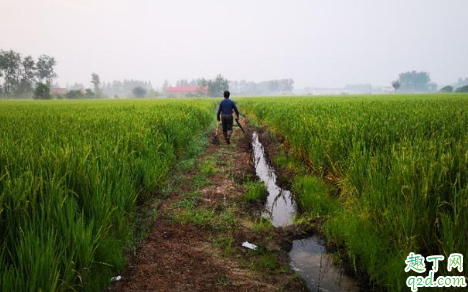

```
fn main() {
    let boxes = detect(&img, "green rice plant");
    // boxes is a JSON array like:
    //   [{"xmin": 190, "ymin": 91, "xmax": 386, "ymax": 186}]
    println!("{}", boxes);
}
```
[
  {"xmin": 0, "ymin": 98, "xmax": 215, "ymax": 291},
  {"xmin": 293, "ymin": 175, "xmax": 338, "ymax": 218},
  {"xmin": 240, "ymin": 94, "xmax": 468, "ymax": 291}
]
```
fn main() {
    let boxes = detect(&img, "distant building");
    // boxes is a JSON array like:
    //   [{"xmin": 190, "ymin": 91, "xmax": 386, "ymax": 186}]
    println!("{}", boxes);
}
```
[
  {"xmin": 166, "ymin": 86, "xmax": 208, "ymax": 97},
  {"xmin": 50, "ymin": 88, "xmax": 69, "ymax": 96}
]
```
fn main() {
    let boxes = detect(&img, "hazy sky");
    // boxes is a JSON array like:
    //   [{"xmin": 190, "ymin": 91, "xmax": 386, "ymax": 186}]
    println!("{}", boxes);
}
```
[{"xmin": 2, "ymin": 0, "xmax": 467, "ymax": 89}]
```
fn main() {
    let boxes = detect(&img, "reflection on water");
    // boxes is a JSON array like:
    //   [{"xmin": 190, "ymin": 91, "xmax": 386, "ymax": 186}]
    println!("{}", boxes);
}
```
[
  {"xmin": 289, "ymin": 237, "xmax": 360, "ymax": 292},
  {"xmin": 251, "ymin": 132, "xmax": 296, "ymax": 227}
]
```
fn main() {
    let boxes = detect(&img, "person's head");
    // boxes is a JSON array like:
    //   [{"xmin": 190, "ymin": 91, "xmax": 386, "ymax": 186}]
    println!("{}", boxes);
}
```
[{"xmin": 223, "ymin": 91, "xmax": 230, "ymax": 99}]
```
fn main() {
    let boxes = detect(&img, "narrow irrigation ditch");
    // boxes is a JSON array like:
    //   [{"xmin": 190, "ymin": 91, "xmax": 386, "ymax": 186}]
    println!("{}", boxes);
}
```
[{"xmin": 251, "ymin": 131, "xmax": 361, "ymax": 292}]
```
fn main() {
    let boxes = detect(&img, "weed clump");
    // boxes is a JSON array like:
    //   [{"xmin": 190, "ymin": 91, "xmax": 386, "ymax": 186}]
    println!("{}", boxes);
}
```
[{"xmin": 243, "ymin": 181, "xmax": 268, "ymax": 203}]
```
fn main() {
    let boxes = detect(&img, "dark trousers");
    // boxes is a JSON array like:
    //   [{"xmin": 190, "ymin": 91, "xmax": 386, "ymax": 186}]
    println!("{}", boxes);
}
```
[{"xmin": 221, "ymin": 114, "xmax": 233, "ymax": 139}]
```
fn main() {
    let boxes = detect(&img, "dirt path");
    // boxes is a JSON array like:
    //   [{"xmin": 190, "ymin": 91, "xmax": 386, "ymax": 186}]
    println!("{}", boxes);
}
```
[{"xmin": 108, "ymin": 127, "xmax": 306, "ymax": 292}]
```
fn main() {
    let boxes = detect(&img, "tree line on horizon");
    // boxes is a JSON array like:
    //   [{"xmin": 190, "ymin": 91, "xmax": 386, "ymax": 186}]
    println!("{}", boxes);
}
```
[
  {"xmin": 391, "ymin": 71, "xmax": 468, "ymax": 93},
  {"xmin": 438, "ymin": 77, "xmax": 468, "ymax": 93},
  {"xmin": 164, "ymin": 76, "xmax": 295, "ymax": 97},
  {"xmin": 68, "ymin": 79, "xmax": 157, "ymax": 99},
  {"xmin": 0, "ymin": 49, "xmax": 57, "ymax": 99},
  {"xmin": 3, "ymin": 49, "xmax": 467, "ymax": 99}
]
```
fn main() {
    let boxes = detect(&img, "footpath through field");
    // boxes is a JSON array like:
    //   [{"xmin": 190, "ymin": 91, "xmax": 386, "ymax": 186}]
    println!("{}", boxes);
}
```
[{"xmin": 108, "ymin": 126, "xmax": 306, "ymax": 292}]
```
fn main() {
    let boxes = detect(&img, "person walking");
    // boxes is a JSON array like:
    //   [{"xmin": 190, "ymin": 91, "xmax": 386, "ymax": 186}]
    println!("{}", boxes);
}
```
[{"xmin": 216, "ymin": 91, "xmax": 240, "ymax": 144}]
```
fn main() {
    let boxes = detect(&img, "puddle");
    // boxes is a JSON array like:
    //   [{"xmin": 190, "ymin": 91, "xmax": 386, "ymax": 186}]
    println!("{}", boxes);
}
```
[
  {"xmin": 289, "ymin": 237, "xmax": 360, "ymax": 292},
  {"xmin": 251, "ymin": 132, "xmax": 361, "ymax": 292},
  {"xmin": 251, "ymin": 132, "xmax": 296, "ymax": 227}
]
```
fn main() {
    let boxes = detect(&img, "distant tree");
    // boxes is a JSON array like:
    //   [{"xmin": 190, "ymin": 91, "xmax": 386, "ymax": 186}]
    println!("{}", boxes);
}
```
[
  {"xmin": 33, "ymin": 82, "xmax": 51, "ymax": 99},
  {"xmin": 0, "ymin": 50, "xmax": 22, "ymax": 96},
  {"xmin": 455, "ymin": 85, "xmax": 468, "ymax": 93},
  {"xmin": 453, "ymin": 78, "xmax": 468, "ymax": 89},
  {"xmin": 18, "ymin": 55, "xmax": 36, "ymax": 95},
  {"xmin": 398, "ymin": 71, "xmax": 432, "ymax": 92},
  {"xmin": 91, "ymin": 73, "xmax": 101, "ymax": 97},
  {"xmin": 162, "ymin": 80, "xmax": 169, "ymax": 94},
  {"xmin": 69, "ymin": 83, "xmax": 85, "ymax": 90},
  {"xmin": 279, "ymin": 79, "xmax": 294, "ymax": 93},
  {"xmin": 243, "ymin": 81, "xmax": 257, "ymax": 95},
  {"xmin": 36, "ymin": 55, "xmax": 57, "ymax": 85},
  {"xmin": 174, "ymin": 79, "xmax": 199, "ymax": 87},
  {"xmin": 439, "ymin": 85, "xmax": 453, "ymax": 93},
  {"xmin": 176, "ymin": 79, "xmax": 189, "ymax": 87},
  {"xmin": 85, "ymin": 88, "xmax": 95, "ymax": 99},
  {"xmin": 227, "ymin": 78, "xmax": 293, "ymax": 96},
  {"xmin": 391, "ymin": 80, "xmax": 401, "ymax": 93},
  {"xmin": 132, "ymin": 86, "xmax": 147, "ymax": 97},
  {"xmin": 267, "ymin": 80, "xmax": 280, "ymax": 93},
  {"xmin": 197, "ymin": 78, "xmax": 208, "ymax": 97},
  {"xmin": 66, "ymin": 90, "xmax": 85, "ymax": 99},
  {"xmin": 147, "ymin": 90, "xmax": 160, "ymax": 98},
  {"xmin": 0, "ymin": 50, "xmax": 59, "ymax": 97},
  {"xmin": 428, "ymin": 82, "xmax": 438, "ymax": 92},
  {"xmin": 100, "ymin": 79, "xmax": 153, "ymax": 97},
  {"xmin": 207, "ymin": 74, "xmax": 229, "ymax": 97}
]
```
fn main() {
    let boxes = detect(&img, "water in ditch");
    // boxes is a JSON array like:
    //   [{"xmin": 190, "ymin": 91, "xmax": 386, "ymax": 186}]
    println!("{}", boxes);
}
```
[
  {"xmin": 251, "ymin": 132, "xmax": 360, "ymax": 292},
  {"xmin": 251, "ymin": 132, "xmax": 296, "ymax": 227}
]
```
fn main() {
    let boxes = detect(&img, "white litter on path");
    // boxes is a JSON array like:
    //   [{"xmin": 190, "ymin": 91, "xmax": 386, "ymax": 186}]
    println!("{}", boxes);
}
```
[
  {"xmin": 111, "ymin": 276, "xmax": 122, "ymax": 282},
  {"xmin": 242, "ymin": 241, "xmax": 258, "ymax": 250}
]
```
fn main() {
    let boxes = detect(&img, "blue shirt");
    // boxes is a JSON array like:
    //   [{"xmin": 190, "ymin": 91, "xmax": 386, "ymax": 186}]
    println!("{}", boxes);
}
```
[{"xmin": 217, "ymin": 99, "xmax": 240, "ymax": 119}]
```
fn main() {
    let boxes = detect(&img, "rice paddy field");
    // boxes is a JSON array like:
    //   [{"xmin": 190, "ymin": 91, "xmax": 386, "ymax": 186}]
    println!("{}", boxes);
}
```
[
  {"xmin": 240, "ymin": 94, "xmax": 468, "ymax": 291},
  {"xmin": 0, "ymin": 99, "xmax": 214, "ymax": 291},
  {"xmin": 1, "ymin": 94, "xmax": 467, "ymax": 291}
]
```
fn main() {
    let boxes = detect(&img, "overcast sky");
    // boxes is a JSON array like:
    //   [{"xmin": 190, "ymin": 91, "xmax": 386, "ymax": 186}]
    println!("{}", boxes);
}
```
[{"xmin": 1, "ymin": 0, "xmax": 467, "ymax": 89}]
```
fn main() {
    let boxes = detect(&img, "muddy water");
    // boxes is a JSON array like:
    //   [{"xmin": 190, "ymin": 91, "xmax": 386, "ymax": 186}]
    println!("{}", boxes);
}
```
[{"xmin": 251, "ymin": 132, "xmax": 361, "ymax": 292}]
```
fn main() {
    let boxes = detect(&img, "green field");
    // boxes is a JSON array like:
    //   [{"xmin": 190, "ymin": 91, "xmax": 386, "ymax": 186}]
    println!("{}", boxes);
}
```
[
  {"xmin": 0, "ymin": 99, "xmax": 214, "ymax": 291},
  {"xmin": 1, "ymin": 95, "xmax": 467, "ymax": 291},
  {"xmin": 240, "ymin": 94, "xmax": 468, "ymax": 291}
]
